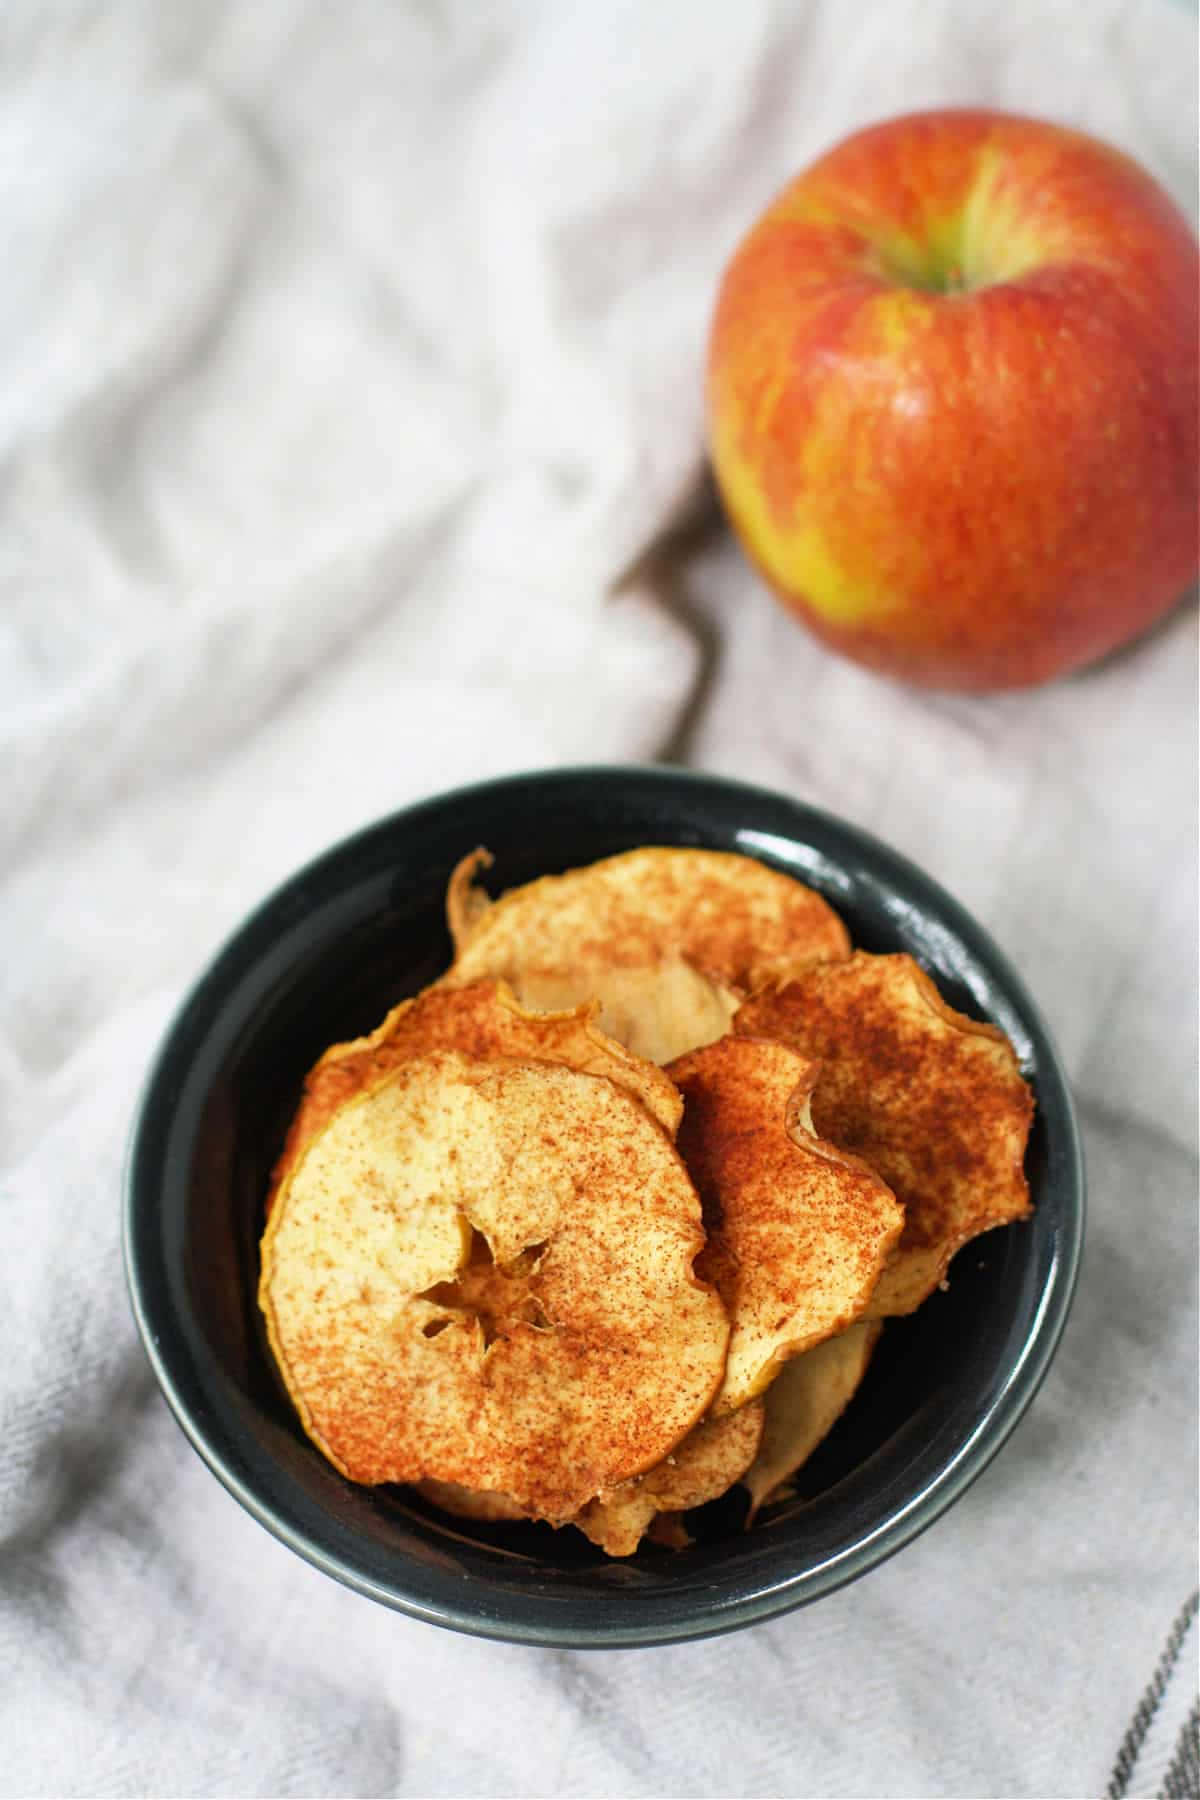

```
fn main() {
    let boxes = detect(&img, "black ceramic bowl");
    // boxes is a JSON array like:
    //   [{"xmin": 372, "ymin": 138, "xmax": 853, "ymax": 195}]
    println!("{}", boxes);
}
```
[{"xmin": 124, "ymin": 766, "xmax": 1083, "ymax": 1648}]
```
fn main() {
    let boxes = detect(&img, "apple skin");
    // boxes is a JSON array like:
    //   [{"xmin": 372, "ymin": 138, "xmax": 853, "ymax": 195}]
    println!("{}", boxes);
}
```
[{"xmin": 707, "ymin": 110, "xmax": 1199, "ymax": 690}]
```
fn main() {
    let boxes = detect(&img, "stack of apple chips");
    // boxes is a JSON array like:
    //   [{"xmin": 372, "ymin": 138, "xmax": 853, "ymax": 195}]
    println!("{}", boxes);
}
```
[{"xmin": 260, "ymin": 849, "xmax": 1033, "ymax": 1555}]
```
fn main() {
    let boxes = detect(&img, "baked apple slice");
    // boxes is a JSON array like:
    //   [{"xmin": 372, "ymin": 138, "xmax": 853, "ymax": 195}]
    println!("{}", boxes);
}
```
[
  {"xmin": 574, "ymin": 1401, "xmax": 765, "ymax": 1557},
  {"xmin": 442, "ymin": 845, "xmax": 849, "ymax": 1063},
  {"xmin": 261, "ymin": 1050, "xmax": 729, "ymax": 1522},
  {"xmin": 735, "ymin": 953, "xmax": 1034, "ymax": 1314},
  {"xmin": 741, "ymin": 1320, "xmax": 882, "ymax": 1520},
  {"xmin": 668, "ymin": 1037, "xmax": 902, "ymax": 1413},
  {"xmin": 267, "ymin": 977, "xmax": 682, "ymax": 1214}
]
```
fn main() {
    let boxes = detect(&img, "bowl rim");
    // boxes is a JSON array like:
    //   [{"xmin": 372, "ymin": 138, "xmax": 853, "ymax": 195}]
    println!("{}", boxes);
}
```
[{"xmin": 123, "ymin": 763, "xmax": 1085, "ymax": 1648}]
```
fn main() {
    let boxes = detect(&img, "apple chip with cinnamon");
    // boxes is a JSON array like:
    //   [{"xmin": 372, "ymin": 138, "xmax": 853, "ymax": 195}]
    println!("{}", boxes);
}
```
[
  {"xmin": 262, "ymin": 1049, "xmax": 729, "ymax": 1521},
  {"xmin": 573, "ymin": 1401, "xmax": 765, "ymax": 1557},
  {"xmin": 414, "ymin": 1378, "xmax": 767, "ymax": 1557},
  {"xmin": 443, "ymin": 845, "xmax": 850, "ymax": 1063},
  {"xmin": 267, "ymin": 977, "xmax": 683, "ymax": 1214},
  {"xmin": 668, "ymin": 1037, "xmax": 902, "ymax": 1413},
  {"xmin": 734, "ymin": 952, "xmax": 1034, "ymax": 1314},
  {"xmin": 259, "ymin": 846, "xmax": 1034, "ymax": 1557}
]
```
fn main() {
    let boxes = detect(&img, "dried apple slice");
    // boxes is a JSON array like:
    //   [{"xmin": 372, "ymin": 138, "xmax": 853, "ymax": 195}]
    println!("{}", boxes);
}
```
[
  {"xmin": 414, "ymin": 1401, "xmax": 766, "ymax": 1556},
  {"xmin": 412, "ymin": 1479, "xmax": 526, "ymax": 1523},
  {"xmin": 668, "ymin": 1037, "xmax": 903, "ymax": 1414},
  {"xmin": 261, "ymin": 1051, "xmax": 729, "ymax": 1521},
  {"xmin": 268, "ymin": 978, "xmax": 682, "ymax": 1213},
  {"xmin": 741, "ymin": 1321, "xmax": 882, "ymax": 1521},
  {"xmin": 503, "ymin": 959, "xmax": 740, "ymax": 1070},
  {"xmin": 573, "ymin": 1400, "xmax": 765, "ymax": 1556},
  {"xmin": 734, "ymin": 953, "xmax": 1034, "ymax": 1315},
  {"xmin": 442, "ymin": 846, "xmax": 850, "ymax": 1063},
  {"xmin": 446, "ymin": 847, "xmax": 494, "ymax": 946}
]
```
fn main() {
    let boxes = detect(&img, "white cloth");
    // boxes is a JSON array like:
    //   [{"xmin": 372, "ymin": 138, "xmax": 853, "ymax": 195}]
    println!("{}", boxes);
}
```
[{"xmin": 1, "ymin": 3, "xmax": 1196, "ymax": 1795}]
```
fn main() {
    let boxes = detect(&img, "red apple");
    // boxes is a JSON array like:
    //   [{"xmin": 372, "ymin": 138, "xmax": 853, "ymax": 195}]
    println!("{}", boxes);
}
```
[{"xmin": 707, "ymin": 110, "xmax": 1199, "ymax": 689}]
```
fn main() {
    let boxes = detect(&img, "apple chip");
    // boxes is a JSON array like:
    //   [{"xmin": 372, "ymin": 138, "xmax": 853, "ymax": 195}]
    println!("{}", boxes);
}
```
[
  {"xmin": 268, "ymin": 978, "xmax": 683, "ymax": 1212},
  {"xmin": 742, "ymin": 1321, "xmax": 882, "ymax": 1521},
  {"xmin": 261, "ymin": 1052, "xmax": 729, "ymax": 1521},
  {"xmin": 667, "ymin": 1038, "xmax": 903, "ymax": 1414},
  {"xmin": 498, "ymin": 959, "xmax": 741, "ymax": 1071},
  {"xmin": 442, "ymin": 846, "xmax": 850, "ymax": 1062},
  {"xmin": 574, "ymin": 1400, "xmax": 766, "ymax": 1557},
  {"xmin": 412, "ymin": 1479, "xmax": 527, "ymax": 1523},
  {"xmin": 446, "ymin": 848, "xmax": 494, "ymax": 946},
  {"xmin": 734, "ymin": 953, "xmax": 1034, "ymax": 1314}
]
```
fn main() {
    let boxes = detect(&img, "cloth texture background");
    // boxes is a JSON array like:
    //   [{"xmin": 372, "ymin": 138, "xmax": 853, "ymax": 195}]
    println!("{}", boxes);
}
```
[{"xmin": 1, "ymin": 3, "xmax": 1196, "ymax": 1796}]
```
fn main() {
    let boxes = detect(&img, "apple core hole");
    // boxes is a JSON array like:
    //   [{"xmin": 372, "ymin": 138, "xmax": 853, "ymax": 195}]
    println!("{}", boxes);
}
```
[{"xmin": 417, "ymin": 1227, "xmax": 554, "ymax": 1349}]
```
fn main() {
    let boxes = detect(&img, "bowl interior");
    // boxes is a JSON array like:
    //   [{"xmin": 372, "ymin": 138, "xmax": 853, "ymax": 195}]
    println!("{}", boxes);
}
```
[{"xmin": 126, "ymin": 767, "xmax": 1081, "ymax": 1646}]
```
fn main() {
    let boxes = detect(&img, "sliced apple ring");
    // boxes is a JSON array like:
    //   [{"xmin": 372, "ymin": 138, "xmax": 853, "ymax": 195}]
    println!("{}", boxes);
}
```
[
  {"xmin": 268, "ymin": 977, "xmax": 682, "ymax": 1213},
  {"xmin": 261, "ymin": 1051, "xmax": 729, "ymax": 1521},
  {"xmin": 442, "ymin": 846, "xmax": 850, "ymax": 1063},
  {"xmin": 420, "ymin": 1401, "xmax": 766, "ymax": 1551},
  {"xmin": 667, "ymin": 1037, "xmax": 903, "ymax": 1414},
  {"xmin": 412, "ymin": 1479, "xmax": 527, "ymax": 1523},
  {"xmin": 573, "ymin": 1400, "xmax": 766, "ymax": 1557},
  {"xmin": 734, "ymin": 952, "xmax": 1034, "ymax": 1314},
  {"xmin": 741, "ymin": 1320, "xmax": 882, "ymax": 1521}
]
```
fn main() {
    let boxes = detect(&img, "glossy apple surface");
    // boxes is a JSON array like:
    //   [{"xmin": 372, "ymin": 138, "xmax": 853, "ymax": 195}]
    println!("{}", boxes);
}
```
[{"xmin": 707, "ymin": 110, "xmax": 1199, "ymax": 689}]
